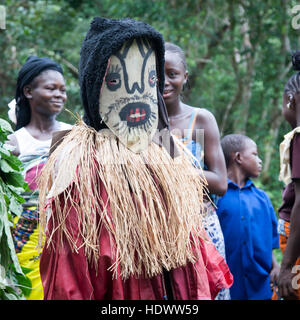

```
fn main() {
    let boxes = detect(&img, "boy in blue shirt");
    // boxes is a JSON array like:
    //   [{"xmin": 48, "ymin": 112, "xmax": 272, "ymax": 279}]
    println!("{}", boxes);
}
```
[{"xmin": 217, "ymin": 134, "xmax": 280, "ymax": 300}]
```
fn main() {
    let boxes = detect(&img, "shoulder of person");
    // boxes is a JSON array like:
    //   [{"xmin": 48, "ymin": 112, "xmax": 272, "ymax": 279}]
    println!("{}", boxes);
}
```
[
  {"xmin": 194, "ymin": 108, "xmax": 217, "ymax": 127},
  {"xmin": 191, "ymin": 108, "xmax": 220, "ymax": 142},
  {"xmin": 252, "ymin": 184, "xmax": 274, "ymax": 205},
  {"xmin": 293, "ymin": 132, "xmax": 300, "ymax": 145},
  {"xmin": 6, "ymin": 132, "xmax": 20, "ymax": 156},
  {"xmin": 58, "ymin": 121, "xmax": 73, "ymax": 130},
  {"xmin": 7, "ymin": 130, "xmax": 20, "ymax": 145},
  {"xmin": 193, "ymin": 107, "xmax": 215, "ymax": 119},
  {"xmin": 254, "ymin": 185, "xmax": 268, "ymax": 197}
]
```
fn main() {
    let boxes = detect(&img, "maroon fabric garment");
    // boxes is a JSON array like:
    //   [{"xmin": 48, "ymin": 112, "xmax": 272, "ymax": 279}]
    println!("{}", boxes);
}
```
[
  {"xmin": 25, "ymin": 162, "xmax": 45, "ymax": 190},
  {"xmin": 279, "ymin": 133, "xmax": 300, "ymax": 222},
  {"xmin": 40, "ymin": 181, "xmax": 233, "ymax": 300}
]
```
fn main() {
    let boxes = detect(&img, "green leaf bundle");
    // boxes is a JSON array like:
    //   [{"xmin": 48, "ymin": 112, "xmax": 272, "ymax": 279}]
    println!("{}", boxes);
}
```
[{"xmin": 0, "ymin": 118, "xmax": 30, "ymax": 300}]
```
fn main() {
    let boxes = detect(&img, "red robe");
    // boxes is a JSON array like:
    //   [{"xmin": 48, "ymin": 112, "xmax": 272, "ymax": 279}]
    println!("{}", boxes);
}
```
[{"xmin": 40, "ymin": 181, "xmax": 233, "ymax": 300}]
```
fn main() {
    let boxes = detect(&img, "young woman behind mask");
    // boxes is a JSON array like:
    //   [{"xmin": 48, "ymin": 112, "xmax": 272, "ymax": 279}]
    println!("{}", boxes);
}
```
[{"xmin": 163, "ymin": 42, "xmax": 229, "ymax": 300}]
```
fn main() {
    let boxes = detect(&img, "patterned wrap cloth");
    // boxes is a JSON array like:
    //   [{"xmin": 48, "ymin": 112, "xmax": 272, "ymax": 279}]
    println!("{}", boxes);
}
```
[
  {"xmin": 178, "ymin": 109, "xmax": 230, "ymax": 300},
  {"xmin": 12, "ymin": 153, "xmax": 47, "ymax": 300}
]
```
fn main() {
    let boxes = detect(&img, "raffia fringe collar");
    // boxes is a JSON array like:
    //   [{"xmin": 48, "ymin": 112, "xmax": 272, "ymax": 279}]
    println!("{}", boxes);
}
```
[
  {"xmin": 39, "ymin": 122, "xmax": 208, "ymax": 279},
  {"xmin": 279, "ymin": 126, "xmax": 300, "ymax": 186}
]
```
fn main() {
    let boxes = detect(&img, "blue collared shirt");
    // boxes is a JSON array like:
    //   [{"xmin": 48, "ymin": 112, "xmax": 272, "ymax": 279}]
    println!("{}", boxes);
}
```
[{"xmin": 216, "ymin": 179, "xmax": 279, "ymax": 300}]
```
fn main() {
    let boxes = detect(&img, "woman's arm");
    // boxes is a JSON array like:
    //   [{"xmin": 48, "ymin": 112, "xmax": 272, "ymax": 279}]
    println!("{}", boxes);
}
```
[
  {"xmin": 278, "ymin": 179, "xmax": 300, "ymax": 299},
  {"xmin": 195, "ymin": 109, "xmax": 227, "ymax": 196}
]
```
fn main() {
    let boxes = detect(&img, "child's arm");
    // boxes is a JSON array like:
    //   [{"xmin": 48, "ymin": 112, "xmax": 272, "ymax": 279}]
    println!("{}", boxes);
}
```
[{"xmin": 278, "ymin": 180, "xmax": 300, "ymax": 299}]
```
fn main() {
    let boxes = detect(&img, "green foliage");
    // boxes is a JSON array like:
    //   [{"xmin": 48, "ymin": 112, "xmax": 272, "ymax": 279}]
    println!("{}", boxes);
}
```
[
  {"xmin": 0, "ymin": 0, "xmax": 299, "ymax": 212},
  {"xmin": 0, "ymin": 118, "xmax": 29, "ymax": 300}
]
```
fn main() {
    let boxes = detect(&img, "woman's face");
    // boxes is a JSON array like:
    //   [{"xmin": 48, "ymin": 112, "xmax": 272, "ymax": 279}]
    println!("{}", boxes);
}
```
[
  {"xmin": 24, "ymin": 70, "xmax": 67, "ymax": 117},
  {"xmin": 163, "ymin": 51, "xmax": 187, "ymax": 104}
]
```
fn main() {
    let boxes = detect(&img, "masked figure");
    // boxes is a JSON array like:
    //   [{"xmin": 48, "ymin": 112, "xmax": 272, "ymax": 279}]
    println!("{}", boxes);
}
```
[{"xmin": 39, "ymin": 17, "xmax": 232, "ymax": 300}]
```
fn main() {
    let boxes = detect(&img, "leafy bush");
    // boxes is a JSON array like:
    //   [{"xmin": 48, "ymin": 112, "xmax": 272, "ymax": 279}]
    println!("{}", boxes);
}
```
[{"xmin": 0, "ymin": 118, "xmax": 30, "ymax": 300}]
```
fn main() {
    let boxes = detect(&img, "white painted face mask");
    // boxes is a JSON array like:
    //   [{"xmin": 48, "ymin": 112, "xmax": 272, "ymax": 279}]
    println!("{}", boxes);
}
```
[{"xmin": 99, "ymin": 38, "xmax": 159, "ymax": 153}]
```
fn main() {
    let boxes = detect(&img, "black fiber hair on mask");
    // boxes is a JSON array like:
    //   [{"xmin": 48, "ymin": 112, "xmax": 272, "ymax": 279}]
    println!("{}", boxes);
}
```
[
  {"xmin": 79, "ymin": 17, "xmax": 167, "ymax": 132},
  {"xmin": 15, "ymin": 56, "xmax": 64, "ymax": 130}
]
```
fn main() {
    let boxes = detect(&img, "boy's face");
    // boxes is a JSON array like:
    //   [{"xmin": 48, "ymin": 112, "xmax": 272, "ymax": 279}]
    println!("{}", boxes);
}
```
[{"xmin": 239, "ymin": 139, "xmax": 262, "ymax": 178}]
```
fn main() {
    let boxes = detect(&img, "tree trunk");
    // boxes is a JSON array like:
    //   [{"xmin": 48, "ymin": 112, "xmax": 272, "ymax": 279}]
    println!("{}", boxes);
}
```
[{"xmin": 261, "ymin": 108, "xmax": 283, "ymax": 184}]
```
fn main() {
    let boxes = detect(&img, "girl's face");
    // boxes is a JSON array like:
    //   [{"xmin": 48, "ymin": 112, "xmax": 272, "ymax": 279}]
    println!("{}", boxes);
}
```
[
  {"xmin": 163, "ymin": 51, "xmax": 188, "ymax": 104},
  {"xmin": 24, "ymin": 70, "xmax": 67, "ymax": 117}
]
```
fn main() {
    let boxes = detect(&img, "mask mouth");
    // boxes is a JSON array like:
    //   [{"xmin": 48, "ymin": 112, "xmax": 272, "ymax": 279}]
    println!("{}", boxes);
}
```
[{"xmin": 119, "ymin": 102, "xmax": 151, "ymax": 127}]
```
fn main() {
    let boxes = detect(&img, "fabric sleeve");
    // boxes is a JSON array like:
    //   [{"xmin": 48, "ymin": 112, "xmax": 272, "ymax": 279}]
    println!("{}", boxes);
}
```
[
  {"xmin": 291, "ymin": 133, "xmax": 300, "ymax": 179},
  {"xmin": 265, "ymin": 194, "xmax": 280, "ymax": 249}
]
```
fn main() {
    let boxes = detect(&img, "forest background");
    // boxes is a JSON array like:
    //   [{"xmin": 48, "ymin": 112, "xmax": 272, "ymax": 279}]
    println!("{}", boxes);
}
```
[{"xmin": 1, "ymin": 0, "xmax": 300, "ymax": 215}]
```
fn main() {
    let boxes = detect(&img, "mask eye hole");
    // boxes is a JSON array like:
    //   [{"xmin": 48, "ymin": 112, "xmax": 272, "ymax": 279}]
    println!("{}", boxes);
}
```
[
  {"xmin": 148, "ymin": 70, "xmax": 157, "ymax": 87},
  {"xmin": 106, "ymin": 73, "xmax": 121, "ymax": 91}
]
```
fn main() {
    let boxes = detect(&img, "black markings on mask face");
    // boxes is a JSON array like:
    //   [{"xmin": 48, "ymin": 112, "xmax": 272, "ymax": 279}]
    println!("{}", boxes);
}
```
[{"xmin": 115, "ymin": 38, "xmax": 154, "ymax": 95}]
